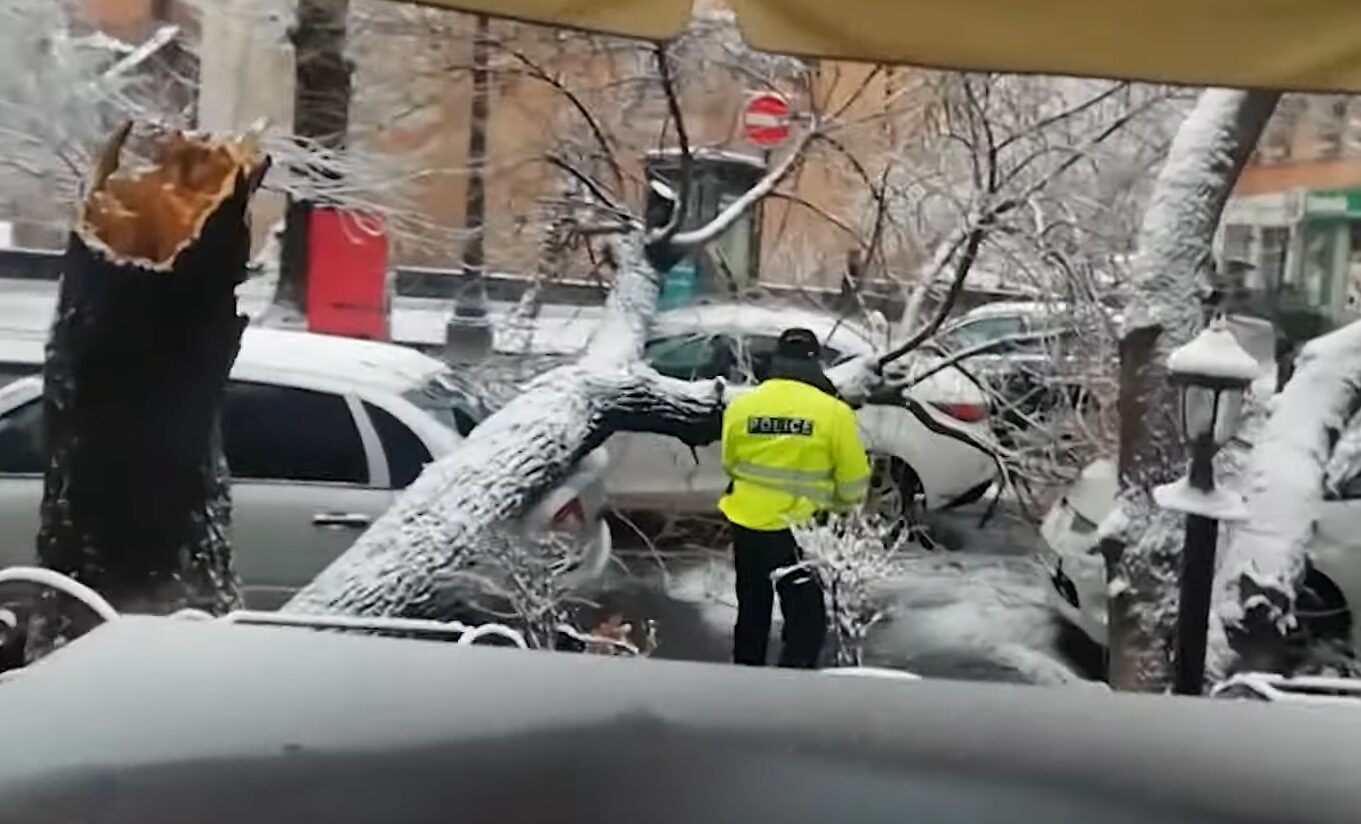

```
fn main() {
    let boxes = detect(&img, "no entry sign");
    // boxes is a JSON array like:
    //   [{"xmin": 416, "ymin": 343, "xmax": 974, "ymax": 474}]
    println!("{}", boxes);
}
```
[{"xmin": 742, "ymin": 92, "xmax": 791, "ymax": 147}]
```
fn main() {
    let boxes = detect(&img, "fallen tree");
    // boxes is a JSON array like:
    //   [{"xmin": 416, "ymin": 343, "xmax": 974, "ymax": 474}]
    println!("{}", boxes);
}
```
[
  {"xmin": 1211, "ymin": 320, "xmax": 1361, "ymax": 674},
  {"xmin": 39, "ymin": 124, "xmax": 269, "ymax": 614},
  {"xmin": 284, "ymin": 126, "xmax": 813, "ymax": 617}
]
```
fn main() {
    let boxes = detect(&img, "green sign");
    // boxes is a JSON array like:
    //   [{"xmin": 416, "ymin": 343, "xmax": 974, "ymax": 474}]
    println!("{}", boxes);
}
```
[{"xmin": 1304, "ymin": 188, "xmax": 1361, "ymax": 219}]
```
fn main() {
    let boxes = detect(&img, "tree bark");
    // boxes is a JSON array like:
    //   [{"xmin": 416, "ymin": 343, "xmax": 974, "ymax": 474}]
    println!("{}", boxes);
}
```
[
  {"xmin": 446, "ymin": 14, "xmax": 494, "ymax": 363},
  {"xmin": 277, "ymin": 0, "xmax": 352, "ymax": 317},
  {"xmin": 1104, "ymin": 88, "xmax": 1279, "ymax": 691},
  {"xmin": 38, "ymin": 125, "xmax": 268, "ymax": 614}
]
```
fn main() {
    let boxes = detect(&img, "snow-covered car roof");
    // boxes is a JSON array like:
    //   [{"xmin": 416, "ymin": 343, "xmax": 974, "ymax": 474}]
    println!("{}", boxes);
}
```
[
  {"xmin": 233, "ymin": 327, "xmax": 448, "ymax": 396},
  {"xmin": 652, "ymin": 301, "xmax": 880, "ymax": 358},
  {"xmin": 0, "ymin": 326, "xmax": 454, "ymax": 400},
  {"xmin": 957, "ymin": 301, "xmax": 1073, "ymax": 320}
]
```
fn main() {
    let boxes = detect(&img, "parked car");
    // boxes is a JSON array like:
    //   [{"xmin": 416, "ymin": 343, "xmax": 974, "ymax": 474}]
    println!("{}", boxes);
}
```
[
  {"xmin": 606, "ymin": 302, "xmax": 998, "ymax": 520},
  {"xmin": 1040, "ymin": 457, "xmax": 1361, "ymax": 655},
  {"xmin": 937, "ymin": 303, "xmax": 1279, "ymax": 382},
  {"xmin": 0, "ymin": 327, "xmax": 612, "ymax": 608},
  {"xmin": 933, "ymin": 301, "xmax": 1085, "ymax": 378},
  {"xmin": 1, "ymin": 614, "xmax": 1358, "ymax": 824}
]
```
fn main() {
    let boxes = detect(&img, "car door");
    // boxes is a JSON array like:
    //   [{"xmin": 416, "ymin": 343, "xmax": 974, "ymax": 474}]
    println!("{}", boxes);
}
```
[
  {"xmin": 605, "ymin": 333, "xmax": 732, "ymax": 512},
  {"xmin": 222, "ymin": 381, "xmax": 393, "ymax": 610},
  {"xmin": 0, "ymin": 394, "xmax": 44, "ymax": 568},
  {"xmin": 1313, "ymin": 473, "xmax": 1361, "ymax": 615}
]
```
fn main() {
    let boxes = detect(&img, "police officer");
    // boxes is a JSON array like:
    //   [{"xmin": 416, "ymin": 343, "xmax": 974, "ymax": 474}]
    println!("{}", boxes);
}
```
[{"xmin": 719, "ymin": 328, "xmax": 871, "ymax": 668}]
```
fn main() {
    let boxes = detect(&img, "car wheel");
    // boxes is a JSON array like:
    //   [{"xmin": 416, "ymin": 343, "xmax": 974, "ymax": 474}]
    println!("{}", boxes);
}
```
[
  {"xmin": 1296, "ymin": 568, "xmax": 1352, "ymax": 644},
  {"xmin": 865, "ymin": 454, "xmax": 924, "ymax": 533}
]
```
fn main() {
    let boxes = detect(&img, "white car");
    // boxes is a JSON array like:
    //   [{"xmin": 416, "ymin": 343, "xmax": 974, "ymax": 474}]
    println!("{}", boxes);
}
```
[
  {"xmin": 1041, "ymin": 458, "xmax": 1361, "ymax": 655},
  {"xmin": 606, "ymin": 302, "xmax": 998, "ymax": 520},
  {"xmin": 0, "ymin": 328, "xmax": 612, "ymax": 609}
]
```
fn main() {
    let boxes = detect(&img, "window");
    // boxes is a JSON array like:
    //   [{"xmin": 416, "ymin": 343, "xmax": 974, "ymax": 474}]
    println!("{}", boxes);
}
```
[
  {"xmin": 0, "ymin": 399, "xmax": 43, "ymax": 474},
  {"xmin": 402, "ymin": 371, "xmax": 492, "ymax": 438},
  {"xmin": 364, "ymin": 402, "xmax": 432, "ymax": 489},
  {"xmin": 0, "ymin": 363, "xmax": 39, "ymax": 389},
  {"xmin": 644, "ymin": 335, "xmax": 731, "ymax": 380},
  {"xmin": 738, "ymin": 335, "xmax": 776, "ymax": 382},
  {"xmin": 222, "ymin": 383, "xmax": 367, "ymax": 484},
  {"xmin": 737, "ymin": 335, "xmax": 844, "ymax": 382},
  {"xmin": 938, "ymin": 316, "xmax": 1025, "ymax": 351},
  {"xmin": 1221, "ymin": 224, "xmax": 1253, "ymax": 267},
  {"xmin": 1258, "ymin": 226, "xmax": 1290, "ymax": 290}
]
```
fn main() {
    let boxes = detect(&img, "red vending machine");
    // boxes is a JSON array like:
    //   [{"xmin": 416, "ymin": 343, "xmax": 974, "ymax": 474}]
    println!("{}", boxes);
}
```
[{"xmin": 305, "ymin": 208, "xmax": 390, "ymax": 340}]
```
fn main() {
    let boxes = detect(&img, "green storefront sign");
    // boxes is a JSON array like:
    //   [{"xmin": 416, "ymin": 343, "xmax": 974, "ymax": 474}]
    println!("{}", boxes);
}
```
[
  {"xmin": 1298, "ymin": 187, "xmax": 1361, "ymax": 320},
  {"xmin": 1305, "ymin": 188, "xmax": 1361, "ymax": 220}
]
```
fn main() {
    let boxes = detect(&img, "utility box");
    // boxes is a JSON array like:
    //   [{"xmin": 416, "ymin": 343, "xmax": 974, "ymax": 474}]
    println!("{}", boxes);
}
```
[{"xmin": 305, "ymin": 208, "xmax": 390, "ymax": 341}]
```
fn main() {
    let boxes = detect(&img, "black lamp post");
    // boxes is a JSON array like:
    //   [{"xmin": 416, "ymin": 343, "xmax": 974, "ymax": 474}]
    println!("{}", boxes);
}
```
[{"xmin": 1155, "ymin": 317, "xmax": 1258, "ymax": 695}]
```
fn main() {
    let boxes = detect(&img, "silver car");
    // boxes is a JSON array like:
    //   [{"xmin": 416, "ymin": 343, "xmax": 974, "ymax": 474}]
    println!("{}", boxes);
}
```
[{"xmin": 0, "ymin": 328, "xmax": 612, "ymax": 608}]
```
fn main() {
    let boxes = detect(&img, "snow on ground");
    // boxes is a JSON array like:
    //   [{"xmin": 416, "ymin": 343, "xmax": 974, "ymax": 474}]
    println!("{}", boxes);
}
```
[{"xmin": 589, "ymin": 500, "xmax": 1102, "ymax": 685}]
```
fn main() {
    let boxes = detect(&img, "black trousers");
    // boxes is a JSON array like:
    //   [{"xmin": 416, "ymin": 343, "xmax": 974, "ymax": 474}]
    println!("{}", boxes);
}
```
[{"xmin": 731, "ymin": 524, "xmax": 826, "ymax": 668}]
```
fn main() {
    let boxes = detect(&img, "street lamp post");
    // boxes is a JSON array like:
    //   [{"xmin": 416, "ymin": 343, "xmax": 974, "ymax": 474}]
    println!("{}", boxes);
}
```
[{"xmin": 1154, "ymin": 317, "xmax": 1259, "ymax": 695}]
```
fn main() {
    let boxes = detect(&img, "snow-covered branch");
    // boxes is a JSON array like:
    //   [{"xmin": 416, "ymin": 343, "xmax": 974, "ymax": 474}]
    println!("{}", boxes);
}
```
[
  {"xmin": 1215, "ymin": 320, "xmax": 1361, "ymax": 672},
  {"xmin": 668, "ymin": 125, "xmax": 816, "ymax": 249}
]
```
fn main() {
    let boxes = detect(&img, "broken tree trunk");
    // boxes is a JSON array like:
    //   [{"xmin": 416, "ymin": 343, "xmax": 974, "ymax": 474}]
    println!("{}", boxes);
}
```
[
  {"xmin": 1103, "ymin": 88, "xmax": 1279, "ymax": 691},
  {"xmin": 39, "ymin": 124, "xmax": 269, "ymax": 614}
]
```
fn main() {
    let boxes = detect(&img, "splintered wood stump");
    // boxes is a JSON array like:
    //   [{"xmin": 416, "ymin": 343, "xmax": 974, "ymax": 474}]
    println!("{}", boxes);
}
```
[{"xmin": 38, "ymin": 124, "xmax": 268, "ymax": 614}]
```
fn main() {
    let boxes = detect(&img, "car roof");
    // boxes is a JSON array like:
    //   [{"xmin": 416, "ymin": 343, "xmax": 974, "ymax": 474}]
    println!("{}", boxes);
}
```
[
  {"xmin": 959, "ymin": 301, "xmax": 1072, "ymax": 321},
  {"xmin": 0, "ymin": 326, "xmax": 450, "ymax": 398},
  {"xmin": 232, "ymin": 327, "xmax": 447, "ymax": 395},
  {"xmin": 1, "ymin": 617, "xmax": 1358, "ymax": 824},
  {"xmin": 653, "ymin": 301, "xmax": 878, "ymax": 357}
]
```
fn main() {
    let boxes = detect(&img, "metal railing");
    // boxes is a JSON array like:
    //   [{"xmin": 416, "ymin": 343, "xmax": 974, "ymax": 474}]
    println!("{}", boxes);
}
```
[
  {"xmin": 216, "ymin": 610, "xmax": 529, "ymax": 648},
  {"xmin": 1211, "ymin": 672, "xmax": 1361, "ymax": 704}
]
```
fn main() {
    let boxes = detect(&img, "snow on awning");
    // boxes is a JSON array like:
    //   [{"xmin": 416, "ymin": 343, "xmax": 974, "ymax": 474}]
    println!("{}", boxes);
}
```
[{"xmin": 400, "ymin": 0, "xmax": 1361, "ymax": 93}]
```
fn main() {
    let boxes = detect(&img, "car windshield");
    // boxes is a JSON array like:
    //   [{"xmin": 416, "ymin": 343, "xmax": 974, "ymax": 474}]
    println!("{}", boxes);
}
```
[
  {"xmin": 938, "ymin": 316, "xmax": 1026, "ymax": 350},
  {"xmin": 401, "ymin": 371, "xmax": 494, "ymax": 438}
]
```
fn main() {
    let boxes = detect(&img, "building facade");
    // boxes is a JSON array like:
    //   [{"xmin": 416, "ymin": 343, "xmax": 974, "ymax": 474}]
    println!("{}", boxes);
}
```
[
  {"xmin": 73, "ymin": 0, "xmax": 921, "ymax": 294},
  {"xmin": 1220, "ymin": 94, "xmax": 1361, "ymax": 324}
]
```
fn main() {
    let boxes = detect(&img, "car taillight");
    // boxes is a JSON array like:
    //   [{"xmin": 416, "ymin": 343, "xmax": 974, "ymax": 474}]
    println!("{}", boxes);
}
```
[
  {"xmin": 552, "ymin": 498, "xmax": 586, "ymax": 531},
  {"xmin": 930, "ymin": 402, "xmax": 988, "ymax": 423}
]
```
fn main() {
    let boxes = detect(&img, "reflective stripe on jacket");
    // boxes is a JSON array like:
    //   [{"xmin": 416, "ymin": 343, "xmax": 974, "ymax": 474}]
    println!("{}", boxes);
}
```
[{"xmin": 718, "ymin": 378, "xmax": 872, "ymax": 531}]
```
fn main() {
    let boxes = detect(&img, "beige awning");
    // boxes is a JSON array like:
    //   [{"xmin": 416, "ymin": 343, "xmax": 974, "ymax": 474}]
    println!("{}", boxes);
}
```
[{"xmin": 403, "ymin": 0, "xmax": 1361, "ymax": 93}]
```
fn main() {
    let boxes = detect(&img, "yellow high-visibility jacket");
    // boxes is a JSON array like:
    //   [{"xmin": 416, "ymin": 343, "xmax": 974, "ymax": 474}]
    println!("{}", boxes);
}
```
[{"xmin": 719, "ymin": 378, "xmax": 872, "ymax": 531}]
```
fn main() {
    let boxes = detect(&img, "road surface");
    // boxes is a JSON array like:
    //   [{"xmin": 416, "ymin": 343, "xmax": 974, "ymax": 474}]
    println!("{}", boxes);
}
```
[{"xmin": 587, "ymin": 498, "xmax": 1105, "ymax": 685}]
